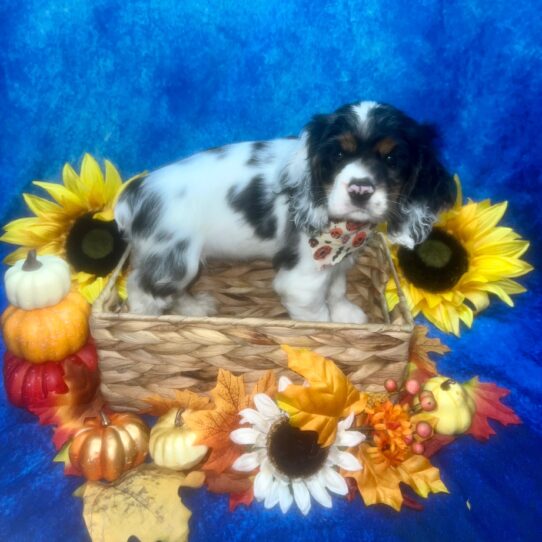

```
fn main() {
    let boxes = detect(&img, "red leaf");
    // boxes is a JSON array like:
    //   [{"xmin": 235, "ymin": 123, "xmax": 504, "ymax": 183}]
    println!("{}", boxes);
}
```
[
  {"xmin": 229, "ymin": 488, "xmax": 254, "ymax": 512},
  {"xmin": 464, "ymin": 378, "xmax": 522, "ymax": 441},
  {"xmin": 345, "ymin": 476, "xmax": 358, "ymax": 502},
  {"xmin": 401, "ymin": 492, "xmax": 424, "ymax": 511},
  {"xmin": 30, "ymin": 393, "xmax": 105, "ymax": 449},
  {"xmin": 206, "ymin": 471, "xmax": 253, "ymax": 495},
  {"xmin": 422, "ymin": 435, "xmax": 456, "ymax": 458}
]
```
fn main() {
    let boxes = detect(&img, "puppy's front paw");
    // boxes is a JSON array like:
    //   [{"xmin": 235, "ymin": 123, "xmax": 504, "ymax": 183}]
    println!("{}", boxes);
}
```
[{"xmin": 330, "ymin": 299, "xmax": 368, "ymax": 324}]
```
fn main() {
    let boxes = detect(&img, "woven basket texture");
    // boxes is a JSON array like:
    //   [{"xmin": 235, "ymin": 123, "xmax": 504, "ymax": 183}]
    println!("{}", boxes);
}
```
[{"xmin": 91, "ymin": 233, "xmax": 413, "ymax": 412}]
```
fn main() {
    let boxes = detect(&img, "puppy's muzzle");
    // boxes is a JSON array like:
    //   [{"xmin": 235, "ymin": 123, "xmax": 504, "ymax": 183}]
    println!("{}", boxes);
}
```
[{"xmin": 347, "ymin": 178, "xmax": 375, "ymax": 206}]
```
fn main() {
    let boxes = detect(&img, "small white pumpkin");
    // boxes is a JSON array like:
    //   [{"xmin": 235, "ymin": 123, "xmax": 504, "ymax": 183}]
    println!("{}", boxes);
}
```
[
  {"xmin": 5, "ymin": 250, "xmax": 71, "ymax": 310},
  {"xmin": 149, "ymin": 408, "xmax": 208, "ymax": 471}
]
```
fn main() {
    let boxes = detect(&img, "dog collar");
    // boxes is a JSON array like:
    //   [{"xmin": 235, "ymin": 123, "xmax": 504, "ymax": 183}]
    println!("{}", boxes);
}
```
[{"xmin": 308, "ymin": 220, "xmax": 375, "ymax": 269}]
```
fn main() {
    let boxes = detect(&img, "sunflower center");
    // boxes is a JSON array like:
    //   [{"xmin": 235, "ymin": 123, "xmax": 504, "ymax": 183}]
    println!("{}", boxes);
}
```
[
  {"xmin": 82, "ymin": 228, "xmax": 114, "ymax": 260},
  {"xmin": 65, "ymin": 214, "xmax": 126, "ymax": 277},
  {"xmin": 267, "ymin": 419, "xmax": 328, "ymax": 479},
  {"xmin": 397, "ymin": 227, "xmax": 469, "ymax": 293}
]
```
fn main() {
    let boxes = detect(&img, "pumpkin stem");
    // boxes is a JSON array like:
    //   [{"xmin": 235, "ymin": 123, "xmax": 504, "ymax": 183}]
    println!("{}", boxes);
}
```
[
  {"xmin": 22, "ymin": 250, "xmax": 43, "ymax": 271},
  {"xmin": 99, "ymin": 410, "xmax": 111, "ymax": 427},
  {"xmin": 174, "ymin": 409, "xmax": 184, "ymax": 428},
  {"xmin": 440, "ymin": 379, "xmax": 455, "ymax": 391}
]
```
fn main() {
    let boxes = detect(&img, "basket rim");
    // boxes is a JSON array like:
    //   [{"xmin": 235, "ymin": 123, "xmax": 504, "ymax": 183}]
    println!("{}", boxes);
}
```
[{"xmin": 92, "ymin": 232, "xmax": 414, "ymax": 331}]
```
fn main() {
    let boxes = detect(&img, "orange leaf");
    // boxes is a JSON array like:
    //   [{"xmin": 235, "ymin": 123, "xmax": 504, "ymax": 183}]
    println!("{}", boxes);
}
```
[
  {"xmin": 184, "ymin": 369, "xmax": 252, "ymax": 473},
  {"xmin": 211, "ymin": 369, "xmax": 248, "ymax": 413},
  {"xmin": 184, "ymin": 408, "xmax": 243, "ymax": 474},
  {"xmin": 143, "ymin": 389, "xmax": 212, "ymax": 416},
  {"xmin": 276, "ymin": 346, "xmax": 367, "ymax": 447},
  {"xmin": 250, "ymin": 371, "xmax": 277, "ymax": 402},
  {"xmin": 347, "ymin": 445, "xmax": 403, "ymax": 511},
  {"xmin": 408, "ymin": 326, "xmax": 449, "ymax": 381}
]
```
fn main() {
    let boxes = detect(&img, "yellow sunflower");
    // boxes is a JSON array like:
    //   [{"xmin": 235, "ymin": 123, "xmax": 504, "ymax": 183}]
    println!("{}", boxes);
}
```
[
  {"xmin": 386, "ymin": 177, "xmax": 533, "ymax": 335},
  {"xmin": 1, "ymin": 154, "xmax": 139, "ymax": 303}
]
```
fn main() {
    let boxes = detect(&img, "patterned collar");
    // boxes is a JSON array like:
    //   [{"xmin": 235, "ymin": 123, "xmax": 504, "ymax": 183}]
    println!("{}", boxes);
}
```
[{"xmin": 308, "ymin": 220, "xmax": 375, "ymax": 269}]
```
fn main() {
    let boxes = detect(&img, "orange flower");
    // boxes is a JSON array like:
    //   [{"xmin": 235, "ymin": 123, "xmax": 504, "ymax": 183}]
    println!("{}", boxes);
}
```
[{"xmin": 364, "ymin": 401, "xmax": 413, "ymax": 465}]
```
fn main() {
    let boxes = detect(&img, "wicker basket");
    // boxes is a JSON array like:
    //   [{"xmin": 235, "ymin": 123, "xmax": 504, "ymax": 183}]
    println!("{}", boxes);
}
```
[{"xmin": 91, "ymin": 233, "xmax": 413, "ymax": 412}]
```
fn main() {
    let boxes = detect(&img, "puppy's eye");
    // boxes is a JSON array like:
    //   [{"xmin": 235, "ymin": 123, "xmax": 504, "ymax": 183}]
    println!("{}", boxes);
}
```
[
  {"xmin": 334, "ymin": 150, "xmax": 344, "ymax": 162},
  {"xmin": 385, "ymin": 153, "xmax": 397, "ymax": 167}
]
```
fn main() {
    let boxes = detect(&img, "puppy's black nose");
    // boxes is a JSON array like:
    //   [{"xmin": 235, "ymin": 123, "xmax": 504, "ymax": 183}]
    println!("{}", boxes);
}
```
[{"xmin": 348, "ymin": 178, "xmax": 375, "ymax": 205}]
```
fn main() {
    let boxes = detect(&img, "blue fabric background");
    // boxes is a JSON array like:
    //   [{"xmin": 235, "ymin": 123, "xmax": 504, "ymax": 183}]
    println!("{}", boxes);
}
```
[{"xmin": 1, "ymin": 1, "xmax": 541, "ymax": 540}]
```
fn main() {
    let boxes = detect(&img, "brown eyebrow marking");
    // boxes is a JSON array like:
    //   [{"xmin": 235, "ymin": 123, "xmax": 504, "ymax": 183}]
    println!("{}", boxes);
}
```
[
  {"xmin": 339, "ymin": 132, "xmax": 357, "ymax": 153},
  {"xmin": 374, "ymin": 137, "xmax": 397, "ymax": 156}
]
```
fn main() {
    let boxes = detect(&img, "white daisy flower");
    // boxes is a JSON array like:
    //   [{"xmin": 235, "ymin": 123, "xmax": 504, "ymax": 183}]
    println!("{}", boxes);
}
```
[{"xmin": 230, "ymin": 388, "xmax": 365, "ymax": 515}]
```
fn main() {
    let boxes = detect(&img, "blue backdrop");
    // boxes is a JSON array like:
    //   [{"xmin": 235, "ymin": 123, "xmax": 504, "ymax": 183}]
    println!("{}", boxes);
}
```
[{"xmin": 1, "ymin": 1, "xmax": 541, "ymax": 540}]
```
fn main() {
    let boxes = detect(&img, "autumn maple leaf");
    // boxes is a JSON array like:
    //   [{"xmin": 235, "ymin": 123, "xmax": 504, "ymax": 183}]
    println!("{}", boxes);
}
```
[
  {"xmin": 276, "ymin": 346, "xmax": 367, "ymax": 447},
  {"xmin": 463, "ymin": 377, "xmax": 521, "ymax": 440},
  {"xmin": 30, "ymin": 392, "xmax": 105, "ymax": 450},
  {"xmin": 143, "ymin": 389, "xmax": 213, "ymax": 416},
  {"xmin": 408, "ymin": 326, "xmax": 449, "ymax": 382},
  {"xmin": 184, "ymin": 369, "xmax": 276, "ymax": 475},
  {"xmin": 347, "ymin": 444, "xmax": 448, "ymax": 511}
]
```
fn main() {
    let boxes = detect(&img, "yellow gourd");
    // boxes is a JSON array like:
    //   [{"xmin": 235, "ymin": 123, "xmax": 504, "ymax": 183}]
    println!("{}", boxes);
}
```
[
  {"xmin": 149, "ymin": 408, "xmax": 208, "ymax": 470},
  {"xmin": 418, "ymin": 376, "xmax": 476, "ymax": 435}
]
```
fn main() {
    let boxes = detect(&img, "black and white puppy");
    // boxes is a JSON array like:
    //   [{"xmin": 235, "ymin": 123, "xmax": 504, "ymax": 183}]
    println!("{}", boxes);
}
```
[{"xmin": 115, "ymin": 101, "xmax": 454, "ymax": 323}]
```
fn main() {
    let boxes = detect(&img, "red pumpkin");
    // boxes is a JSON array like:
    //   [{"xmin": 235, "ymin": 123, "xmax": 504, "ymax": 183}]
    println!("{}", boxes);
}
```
[{"xmin": 3, "ymin": 340, "xmax": 99, "ymax": 409}]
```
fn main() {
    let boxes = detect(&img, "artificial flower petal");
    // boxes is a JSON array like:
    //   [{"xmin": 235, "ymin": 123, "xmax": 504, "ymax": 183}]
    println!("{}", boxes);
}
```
[
  {"xmin": 232, "ymin": 452, "xmax": 260, "ymax": 472},
  {"xmin": 230, "ymin": 427, "xmax": 260, "ymax": 445},
  {"xmin": 336, "ymin": 428, "xmax": 366, "ymax": 448},
  {"xmin": 253, "ymin": 461, "xmax": 274, "ymax": 500},
  {"xmin": 278, "ymin": 483, "xmax": 294, "ymax": 513},
  {"xmin": 278, "ymin": 375, "xmax": 293, "ymax": 392},
  {"xmin": 329, "ymin": 448, "xmax": 362, "ymax": 472},
  {"xmin": 306, "ymin": 477, "xmax": 332, "ymax": 508},
  {"xmin": 239, "ymin": 408, "xmax": 272, "ymax": 433},
  {"xmin": 264, "ymin": 479, "xmax": 281, "ymax": 509},
  {"xmin": 320, "ymin": 467, "xmax": 348, "ymax": 496},
  {"xmin": 292, "ymin": 480, "xmax": 311, "ymax": 516},
  {"xmin": 253, "ymin": 393, "xmax": 281, "ymax": 420}
]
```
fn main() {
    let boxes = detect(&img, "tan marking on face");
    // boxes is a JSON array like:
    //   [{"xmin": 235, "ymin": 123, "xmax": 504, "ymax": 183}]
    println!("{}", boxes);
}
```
[
  {"xmin": 339, "ymin": 133, "xmax": 357, "ymax": 153},
  {"xmin": 374, "ymin": 137, "xmax": 397, "ymax": 156}
]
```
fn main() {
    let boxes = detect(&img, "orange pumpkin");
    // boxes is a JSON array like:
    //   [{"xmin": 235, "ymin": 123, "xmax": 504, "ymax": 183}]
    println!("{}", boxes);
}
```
[
  {"xmin": 69, "ymin": 411, "xmax": 150, "ymax": 482},
  {"xmin": 1, "ymin": 290, "xmax": 90, "ymax": 363}
]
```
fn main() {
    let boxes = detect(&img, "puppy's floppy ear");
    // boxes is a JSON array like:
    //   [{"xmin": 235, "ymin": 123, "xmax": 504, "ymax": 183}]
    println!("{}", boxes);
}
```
[
  {"xmin": 284, "ymin": 114, "xmax": 336, "ymax": 233},
  {"xmin": 388, "ymin": 125, "xmax": 455, "ymax": 248}
]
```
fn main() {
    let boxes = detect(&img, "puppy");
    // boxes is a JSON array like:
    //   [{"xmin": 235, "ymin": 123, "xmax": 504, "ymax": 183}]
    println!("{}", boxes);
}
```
[{"xmin": 115, "ymin": 101, "xmax": 454, "ymax": 323}]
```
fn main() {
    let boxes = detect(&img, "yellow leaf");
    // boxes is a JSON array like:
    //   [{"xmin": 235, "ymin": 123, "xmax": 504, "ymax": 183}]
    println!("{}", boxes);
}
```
[
  {"xmin": 396, "ymin": 454, "xmax": 449, "ymax": 498},
  {"xmin": 76, "ymin": 465, "xmax": 204, "ymax": 542},
  {"xmin": 144, "ymin": 389, "xmax": 213, "ymax": 416},
  {"xmin": 348, "ymin": 445, "xmax": 403, "ymax": 511},
  {"xmin": 276, "ymin": 346, "xmax": 367, "ymax": 447}
]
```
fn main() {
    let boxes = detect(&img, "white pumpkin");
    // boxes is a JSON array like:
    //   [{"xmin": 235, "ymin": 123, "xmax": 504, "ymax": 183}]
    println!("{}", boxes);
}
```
[
  {"xmin": 4, "ymin": 250, "xmax": 71, "ymax": 310},
  {"xmin": 149, "ymin": 408, "xmax": 208, "ymax": 471}
]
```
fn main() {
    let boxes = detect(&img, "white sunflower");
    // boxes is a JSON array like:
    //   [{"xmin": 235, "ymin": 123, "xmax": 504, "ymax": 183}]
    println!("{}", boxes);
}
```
[{"xmin": 230, "ymin": 384, "xmax": 364, "ymax": 515}]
